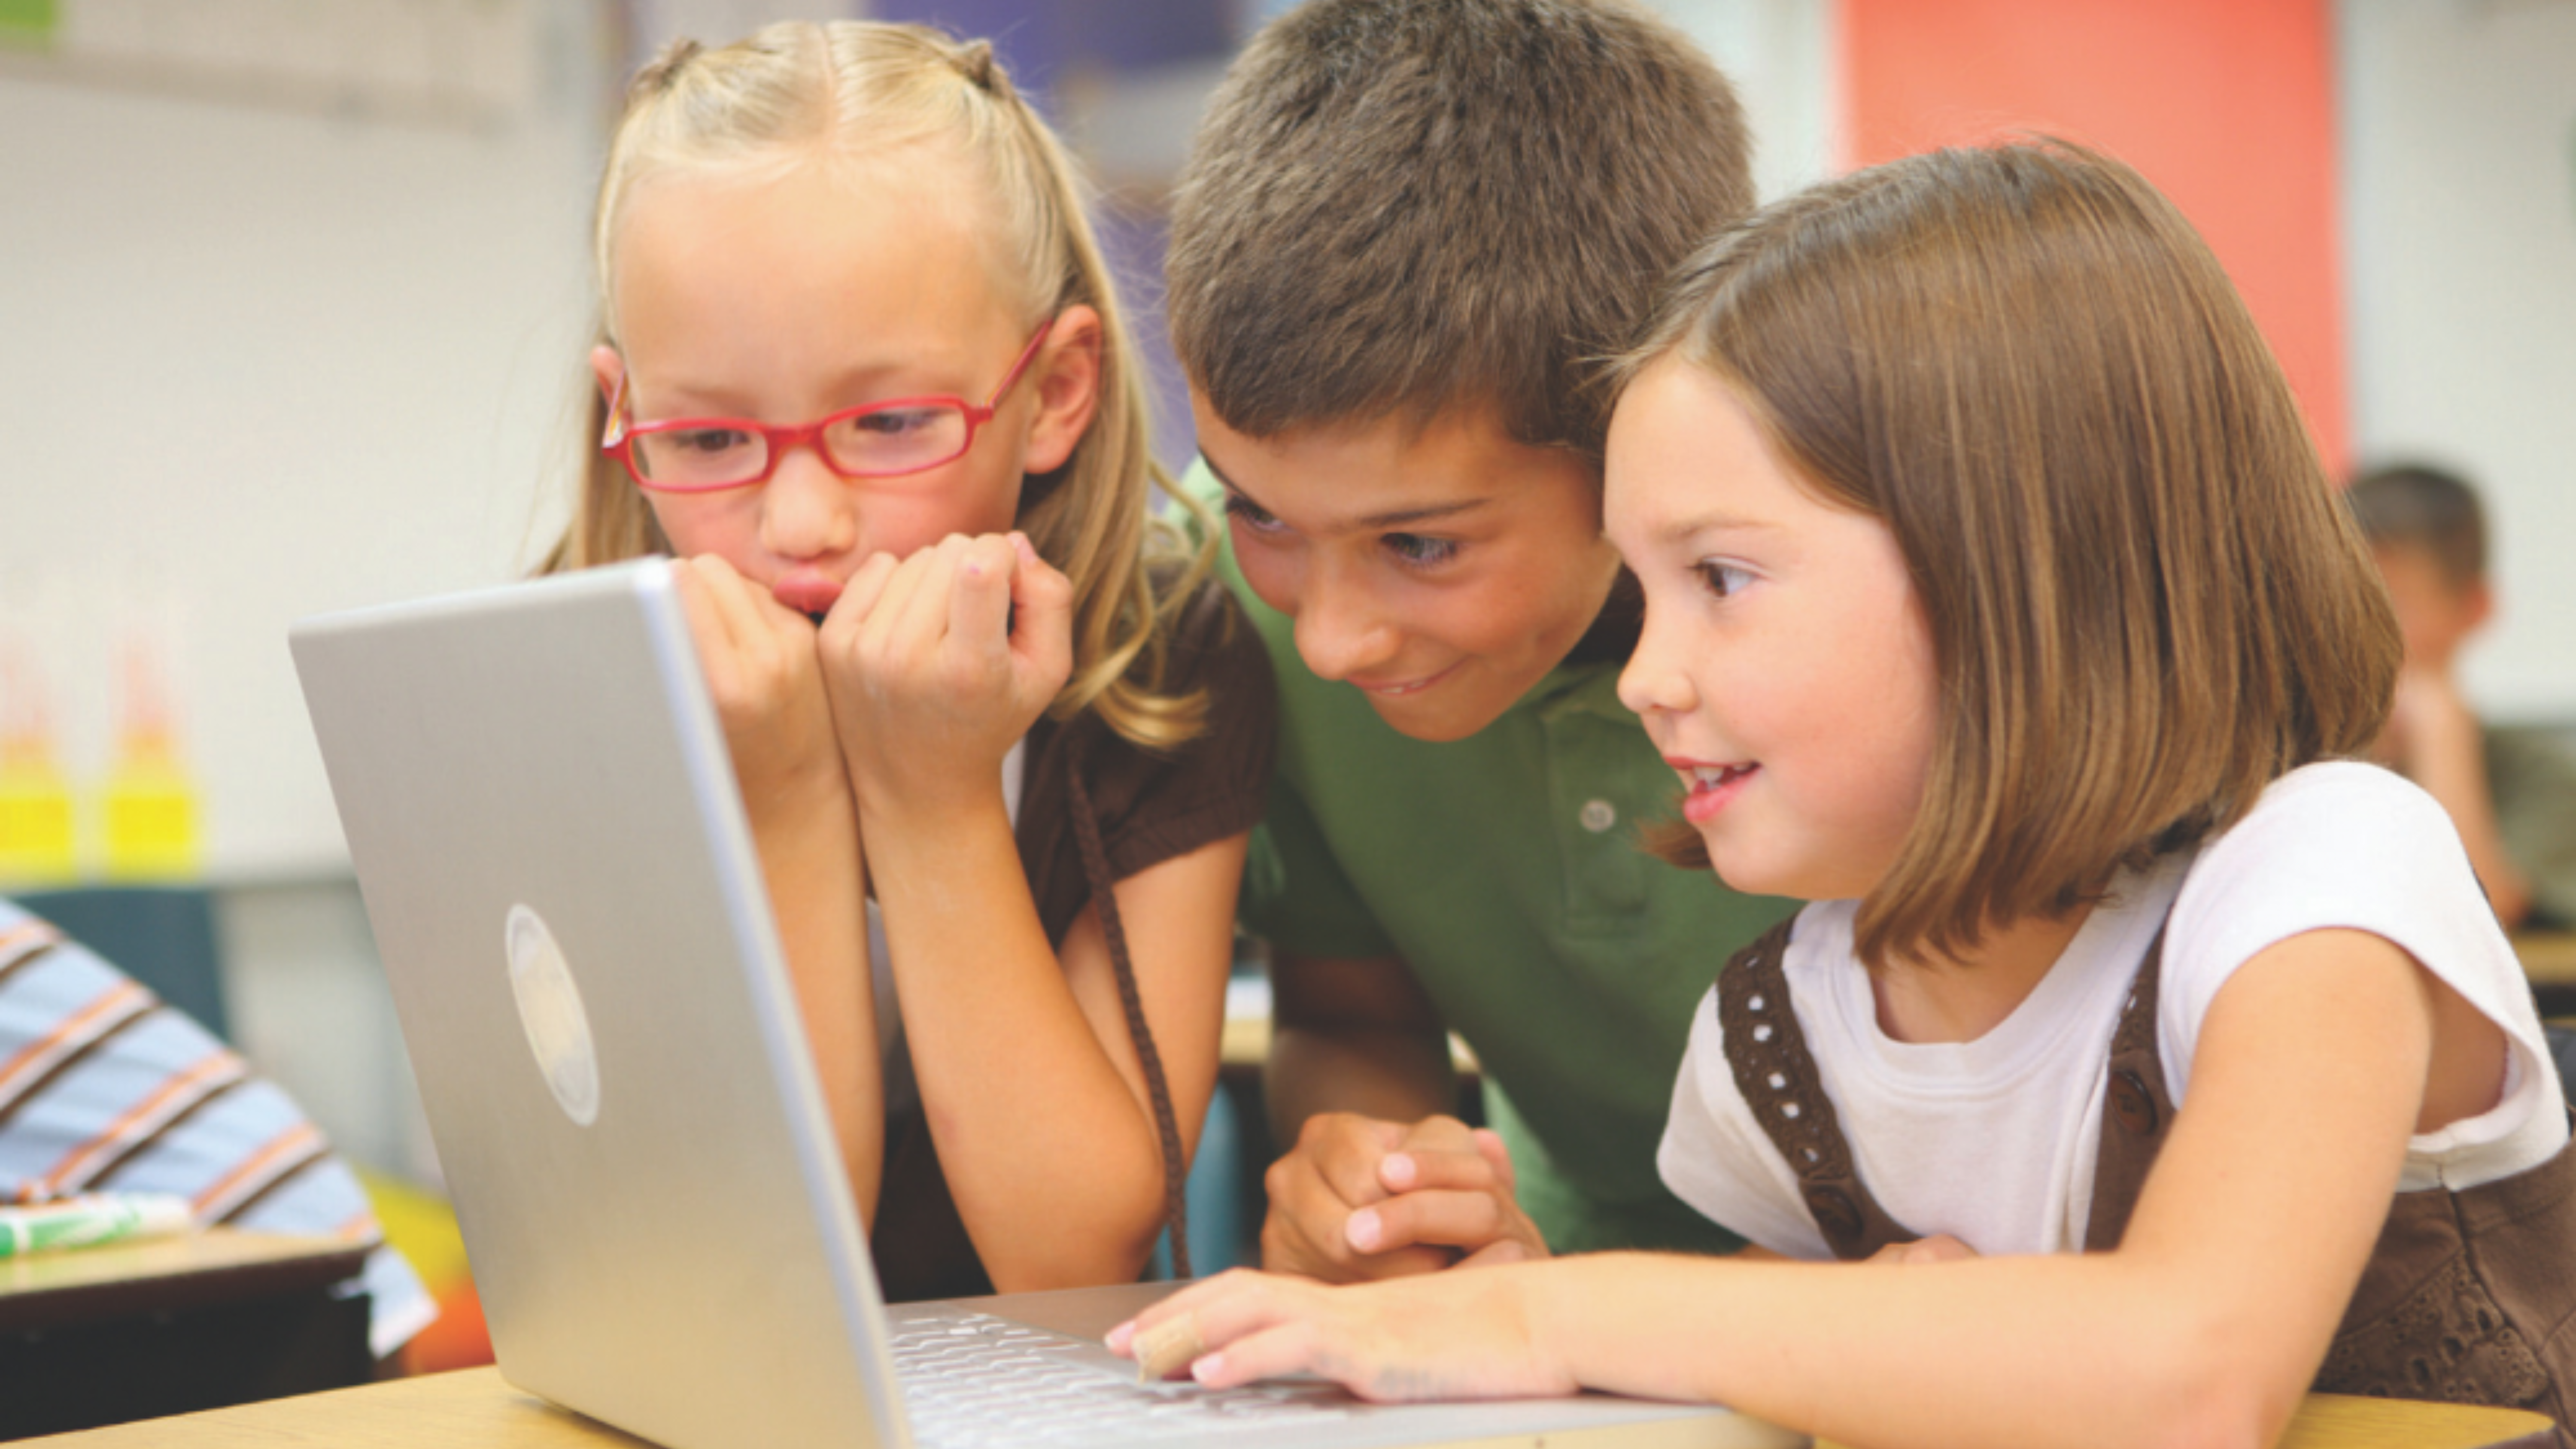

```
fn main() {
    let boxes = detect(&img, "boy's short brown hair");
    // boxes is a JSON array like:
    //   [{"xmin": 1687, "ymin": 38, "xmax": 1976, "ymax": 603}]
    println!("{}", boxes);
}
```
[
  {"xmin": 1167, "ymin": 0, "xmax": 1752, "ymax": 456},
  {"xmin": 1612, "ymin": 142, "xmax": 2400, "ymax": 967},
  {"xmin": 2346, "ymin": 463, "xmax": 2488, "ymax": 591}
]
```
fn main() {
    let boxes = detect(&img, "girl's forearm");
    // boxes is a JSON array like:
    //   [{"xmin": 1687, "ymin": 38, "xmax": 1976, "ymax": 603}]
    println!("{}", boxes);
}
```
[
  {"xmin": 749, "ymin": 781, "xmax": 884, "ymax": 1218},
  {"xmin": 1525, "ymin": 1252, "xmax": 2299, "ymax": 1449},
  {"xmin": 866, "ymin": 793, "xmax": 1180, "ymax": 1289}
]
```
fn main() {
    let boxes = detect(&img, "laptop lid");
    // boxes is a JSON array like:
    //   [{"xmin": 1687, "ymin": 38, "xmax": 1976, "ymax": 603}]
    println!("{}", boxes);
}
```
[
  {"xmin": 294, "ymin": 560, "xmax": 1799, "ymax": 1449},
  {"xmin": 293, "ymin": 559, "xmax": 905, "ymax": 1449}
]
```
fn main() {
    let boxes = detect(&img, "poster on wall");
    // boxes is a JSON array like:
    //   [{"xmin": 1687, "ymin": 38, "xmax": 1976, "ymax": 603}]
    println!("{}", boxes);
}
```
[{"xmin": 0, "ymin": 0, "xmax": 535, "ymax": 126}]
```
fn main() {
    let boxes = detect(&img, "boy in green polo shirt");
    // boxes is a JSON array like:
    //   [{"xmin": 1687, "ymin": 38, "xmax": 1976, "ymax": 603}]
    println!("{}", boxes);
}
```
[{"xmin": 1166, "ymin": 0, "xmax": 1793, "ymax": 1278}]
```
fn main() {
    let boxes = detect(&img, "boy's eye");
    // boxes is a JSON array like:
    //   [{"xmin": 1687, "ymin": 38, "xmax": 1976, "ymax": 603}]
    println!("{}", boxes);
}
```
[
  {"xmin": 1383, "ymin": 533, "xmax": 1458, "ymax": 568},
  {"xmin": 1695, "ymin": 560, "xmax": 1754, "ymax": 598},
  {"xmin": 1223, "ymin": 492, "xmax": 1288, "ymax": 534}
]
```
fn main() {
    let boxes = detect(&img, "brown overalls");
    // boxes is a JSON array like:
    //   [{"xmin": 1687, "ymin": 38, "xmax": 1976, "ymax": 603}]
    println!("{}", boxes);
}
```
[{"xmin": 1716, "ymin": 918, "xmax": 2576, "ymax": 1443}]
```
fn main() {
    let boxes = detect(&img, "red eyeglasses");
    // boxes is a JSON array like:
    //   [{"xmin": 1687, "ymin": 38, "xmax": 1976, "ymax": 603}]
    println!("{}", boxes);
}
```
[{"xmin": 602, "ymin": 321, "xmax": 1052, "ymax": 493}]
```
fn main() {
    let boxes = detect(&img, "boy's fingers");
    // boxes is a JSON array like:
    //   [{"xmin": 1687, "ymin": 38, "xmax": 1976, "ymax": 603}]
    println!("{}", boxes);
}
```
[
  {"xmin": 1296, "ymin": 1113, "xmax": 1416, "ymax": 1208},
  {"xmin": 1345, "ymin": 1187, "xmax": 1513, "ymax": 1258},
  {"xmin": 1260, "ymin": 1155, "xmax": 1452, "ymax": 1281},
  {"xmin": 1375, "ymin": 1145, "xmax": 1501, "ymax": 1195},
  {"xmin": 1470, "ymin": 1127, "xmax": 1517, "ymax": 1194},
  {"xmin": 1391, "ymin": 1115, "xmax": 1483, "ymax": 1154}
]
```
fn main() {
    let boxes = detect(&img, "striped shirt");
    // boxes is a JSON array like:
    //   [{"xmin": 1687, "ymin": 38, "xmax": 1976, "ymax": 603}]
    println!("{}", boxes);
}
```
[{"xmin": 0, "ymin": 899, "xmax": 433, "ymax": 1357}]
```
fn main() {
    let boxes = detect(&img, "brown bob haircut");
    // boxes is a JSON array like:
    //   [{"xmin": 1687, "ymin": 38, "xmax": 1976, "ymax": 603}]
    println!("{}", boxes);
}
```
[
  {"xmin": 1611, "ymin": 141, "xmax": 2401, "ymax": 968},
  {"xmin": 1166, "ymin": 0, "xmax": 1752, "ymax": 456}
]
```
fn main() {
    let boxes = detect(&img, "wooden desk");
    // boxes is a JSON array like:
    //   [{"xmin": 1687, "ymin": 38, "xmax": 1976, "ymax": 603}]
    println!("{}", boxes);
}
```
[
  {"xmin": 0, "ymin": 1229, "xmax": 372, "ymax": 1439},
  {"xmin": 15, "ymin": 1364, "xmax": 2561, "ymax": 1448}
]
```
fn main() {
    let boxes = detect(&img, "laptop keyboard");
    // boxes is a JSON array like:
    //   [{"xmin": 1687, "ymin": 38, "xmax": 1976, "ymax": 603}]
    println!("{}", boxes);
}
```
[{"xmin": 891, "ymin": 1309, "xmax": 1355, "ymax": 1447}]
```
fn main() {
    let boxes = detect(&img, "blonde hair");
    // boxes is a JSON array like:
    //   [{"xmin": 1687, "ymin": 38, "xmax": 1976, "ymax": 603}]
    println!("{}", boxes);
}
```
[
  {"xmin": 545, "ymin": 21, "xmax": 1213, "ymax": 749},
  {"xmin": 1611, "ymin": 142, "xmax": 2400, "ymax": 968}
]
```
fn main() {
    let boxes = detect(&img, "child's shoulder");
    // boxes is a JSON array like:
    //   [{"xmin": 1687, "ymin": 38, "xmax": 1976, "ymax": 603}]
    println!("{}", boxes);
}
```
[
  {"xmin": 2166, "ymin": 761, "xmax": 2523, "ymax": 1036},
  {"xmin": 2184, "ymin": 762, "xmax": 2457, "ymax": 903}
]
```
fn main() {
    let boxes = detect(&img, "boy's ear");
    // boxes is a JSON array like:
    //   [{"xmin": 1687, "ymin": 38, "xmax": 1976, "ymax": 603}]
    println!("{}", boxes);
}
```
[
  {"xmin": 2463, "ymin": 576, "xmax": 2496, "ymax": 634},
  {"xmin": 1019, "ymin": 305, "xmax": 1102, "ymax": 477}
]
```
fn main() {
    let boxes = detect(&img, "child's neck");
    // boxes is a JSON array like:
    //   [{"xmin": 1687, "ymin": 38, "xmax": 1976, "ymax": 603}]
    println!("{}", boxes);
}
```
[{"xmin": 1870, "ymin": 906, "xmax": 2095, "ymax": 1045}]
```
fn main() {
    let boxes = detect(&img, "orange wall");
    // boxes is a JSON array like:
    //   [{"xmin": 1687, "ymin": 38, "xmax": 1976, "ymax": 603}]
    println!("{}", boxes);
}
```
[{"xmin": 1841, "ymin": 0, "xmax": 2349, "ymax": 473}]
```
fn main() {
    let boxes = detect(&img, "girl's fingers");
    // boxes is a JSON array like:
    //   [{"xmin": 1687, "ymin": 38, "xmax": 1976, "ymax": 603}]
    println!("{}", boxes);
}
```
[
  {"xmin": 1005, "ymin": 531, "xmax": 1076, "ymax": 680},
  {"xmin": 851, "ymin": 544, "xmax": 942, "ymax": 657},
  {"xmin": 880, "ymin": 536, "xmax": 969, "ymax": 652},
  {"xmin": 1112, "ymin": 1271, "xmax": 1297, "ymax": 1364},
  {"xmin": 1185, "ymin": 1318, "xmax": 1330, "ymax": 1392},
  {"xmin": 828, "ymin": 552, "xmax": 901, "ymax": 635},
  {"xmin": 676, "ymin": 556, "xmax": 757, "ymax": 653},
  {"xmin": 668, "ymin": 559, "xmax": 732, "ymax": 661},
  {"xmin": 948, "ymin": 534, "xmax": 1018, "ymax": 655}
]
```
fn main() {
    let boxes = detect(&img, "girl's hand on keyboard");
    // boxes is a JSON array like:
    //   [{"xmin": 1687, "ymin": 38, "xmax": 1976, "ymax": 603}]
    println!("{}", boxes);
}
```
[{"xmin": 1107, "ymin": 1265, "xmax": 1577, "ymax": 1402}]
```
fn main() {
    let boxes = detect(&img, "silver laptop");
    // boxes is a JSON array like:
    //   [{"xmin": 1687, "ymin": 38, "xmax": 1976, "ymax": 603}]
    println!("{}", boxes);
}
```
[{"xmin": 290, "ymin": 559, "xmax": 1798, "ymax": 1449}]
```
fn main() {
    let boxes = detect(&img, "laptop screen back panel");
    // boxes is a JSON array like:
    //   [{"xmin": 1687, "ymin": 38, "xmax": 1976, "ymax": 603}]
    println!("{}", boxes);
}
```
[{"xmin": 293, "ymin": 562, "xmax": 905, "ymax": 1449}]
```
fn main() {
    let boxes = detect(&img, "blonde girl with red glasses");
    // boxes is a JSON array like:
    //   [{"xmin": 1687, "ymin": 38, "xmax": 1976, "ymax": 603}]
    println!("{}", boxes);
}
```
[{"xmin": 543, "ymin": 21, "xmax": 1272, "ymax": 1300}]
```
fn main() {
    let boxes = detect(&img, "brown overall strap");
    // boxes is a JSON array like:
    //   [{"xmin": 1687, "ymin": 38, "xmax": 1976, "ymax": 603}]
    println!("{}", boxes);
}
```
[
  {"xmin": 2084, "ymin": 925, "xmax": 2175, "ymax": 1251},
  {"xmin": 1065, "ymin": 759, "xmax": 1191, "ymax": 1279},
  {"xmin": 1718, "ymin": 918, "xmax": 1917, "ymax": 1259}
]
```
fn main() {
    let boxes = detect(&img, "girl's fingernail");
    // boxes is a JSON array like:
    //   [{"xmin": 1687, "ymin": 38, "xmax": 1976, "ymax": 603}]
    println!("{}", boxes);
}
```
[
  {"xmin": 1346, "ymin": 1208, "xmax": 1382, "ymax": 1252},
  {"xmin": 1104, "ymin": 1320, "xmax": 1134, "ymax": 1352},
  {"xmin": 1191, "ymin": 1353, "xmax": 1225, "ymax": 1385}
]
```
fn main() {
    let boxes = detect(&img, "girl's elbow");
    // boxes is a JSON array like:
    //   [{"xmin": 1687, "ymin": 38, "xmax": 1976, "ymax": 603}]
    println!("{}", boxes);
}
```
[
  {"xmin": 986, "ymin": 1183, "xmax": 1172, "ymax": 1294},
  {"xmin": 2123, "ymin": 1332, "xmax": 2303, "ymax": 1449}
]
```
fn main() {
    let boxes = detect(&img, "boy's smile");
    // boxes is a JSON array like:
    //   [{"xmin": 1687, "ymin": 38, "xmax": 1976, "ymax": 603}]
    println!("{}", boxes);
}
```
[{"xmin": 1194, "ymin": 400, "xmax": 1622, "ymax": 742}]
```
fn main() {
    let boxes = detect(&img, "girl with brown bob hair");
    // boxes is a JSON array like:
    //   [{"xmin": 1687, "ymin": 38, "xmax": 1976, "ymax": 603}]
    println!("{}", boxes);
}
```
[
  {"xmin": 544, "ymin": 21, "xmax": 1274, "ymax": 1300},
  {"xmin": 1112, "ymin": 143, "xmax": 2576, "ymax": 1448}
]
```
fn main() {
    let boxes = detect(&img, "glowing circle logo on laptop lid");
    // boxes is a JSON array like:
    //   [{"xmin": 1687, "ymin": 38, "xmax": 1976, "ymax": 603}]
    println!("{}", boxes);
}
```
[{"xmin": 504, "ymin": 903, "xmax": 601, "ymax": 1127}]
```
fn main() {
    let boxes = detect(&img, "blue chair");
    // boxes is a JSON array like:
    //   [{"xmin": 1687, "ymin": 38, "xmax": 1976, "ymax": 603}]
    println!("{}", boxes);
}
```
[
  {"xmin": 2546, "ymin": 1022, "xmax": 2576, "ymax": 1110},
  {"xmin": 13, "ymin": 884, "xmax": 230, "ymax": 1042},
  {"xmin": 1150, "ymin": 1075, "xmax": 1264, "ymax": 1279}
]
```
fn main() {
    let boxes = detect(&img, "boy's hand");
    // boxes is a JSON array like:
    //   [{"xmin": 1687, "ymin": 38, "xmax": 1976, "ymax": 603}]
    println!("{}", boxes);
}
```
[
  {"xmin": 1261, "ymin": 1113, "xmax": 1548, "ymax": 1282},
  {"xmin": 669, "ymin": 554, "xmax": 848, "ymax": 819},
  {"xmin": 2382, "ymin": 664, "xmax": 2477, "ymax": 775},
  {"xmin": 1865, "ymin": 1233, "xmax": 1976, "ymax": 1267},
  {"xmin": 1107, "ymin": 1265, "xmax": 1575, "ymax": 1401},
  {"xmin": 818, "ymin": 532, "xmax": 1074, "ymax": 819}
]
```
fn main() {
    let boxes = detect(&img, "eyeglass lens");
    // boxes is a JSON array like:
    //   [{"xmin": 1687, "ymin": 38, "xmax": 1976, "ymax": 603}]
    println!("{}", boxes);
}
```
[{"xmin": 632, "ymin": 404, "xmax": 973, "ymax": 488}]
